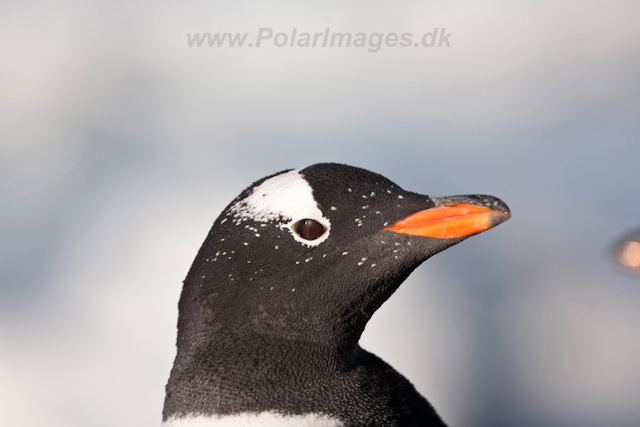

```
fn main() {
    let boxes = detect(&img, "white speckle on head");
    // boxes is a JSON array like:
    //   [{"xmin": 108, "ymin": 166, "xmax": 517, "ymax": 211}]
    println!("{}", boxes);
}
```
[
  {"xmin": 371, "ymin": 264, "xmax": 376, "ymax": 267},
  {"xmin": 220, "ymin": 218, "xmax": 227, "ymax": 224},
  {"xmin": 243, "ymin": 242, "xmax": 248, "ymax": 246},
  {"xmin": 220, "ymin": 238, "xmax": 225, "ymax": 242},
  {"xmin": 275, "ymin": 245, "xmax": 278, "ymax": 249},
  {"xmin": 394, "ymin": 242, "xmax": 401, "ymax": 246},
  {"xmin": 162, "ymin": 412, "xmax": 345, "ymax": 427},
  {"xmin": 362, "ymin": 206, "xmax": 368, "ymax": 209},
  {"xmin": 362, "ymin": 195, "xmax": 367, "ymax": 199},
  {"xmin": 330, "ymin": 206, "xmax": 337, "ymax": 210},
  {"xmin": 387, "ymin": 190, "xmax": 392, "ymax": 194},
  {"xmin": 361, "ymin": 257, "xmax": 367, "ymax": 261},
  {"xmin": 357, "ymin": 262, "xmax": 363, "ymax": 266},
  {"xmin": 342, "ymin": 252, "xmax": 348, "ymax": 255},
  {"xmin": 370, "ymin": 192, "xmax": 375, "ymax": 196},
  {"xmin": 255, "ymin": 233, "xmax": 260, "ymax": 237},
  {"xmin": 398, "ymin": 195, "xmax": 403, "ymax": 199},
  {"xmin": 348, "ymin": 188, "xmax": 352, "ymax": 192},
  {"xmin": 383, "ymin": 222, "xmax": 388, "ymax": 226},
  {"xmin": 229, "ymin": 169, "xmax": 331, "ymax": 247}
]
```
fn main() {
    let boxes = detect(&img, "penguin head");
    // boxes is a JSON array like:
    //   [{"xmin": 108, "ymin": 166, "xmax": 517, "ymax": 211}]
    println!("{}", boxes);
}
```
[{"xmin": 180, "ymin": 163, "xmax": 510, "ymax": 350}]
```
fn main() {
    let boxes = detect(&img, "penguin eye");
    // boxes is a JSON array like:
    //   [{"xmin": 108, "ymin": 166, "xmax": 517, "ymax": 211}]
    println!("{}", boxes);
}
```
[{"xmin": 294, "ymin": 219, "xmax": 327, "ymax": 241}]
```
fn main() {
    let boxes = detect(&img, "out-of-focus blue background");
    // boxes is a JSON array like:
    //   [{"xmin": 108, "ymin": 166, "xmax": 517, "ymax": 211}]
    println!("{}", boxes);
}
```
[{"xmin": 2, "ymin": 2, "xmax": 639, "ymax": 426}]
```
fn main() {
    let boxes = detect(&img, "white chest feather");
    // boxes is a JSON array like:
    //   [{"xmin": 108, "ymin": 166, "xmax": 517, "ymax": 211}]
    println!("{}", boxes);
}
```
[{"xmin": 162, "ymin": 412, "xmax": 345, "ymax": 427}]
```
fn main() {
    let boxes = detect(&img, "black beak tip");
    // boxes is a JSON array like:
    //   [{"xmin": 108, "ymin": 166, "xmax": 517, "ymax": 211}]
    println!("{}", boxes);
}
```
[
  {"xmin": 436, "ymin": 194, "xmax": 511, "ymax": 222},
  {"xmin": 484, "ymin": 196, "xmax": 511, "ymax": 228}
]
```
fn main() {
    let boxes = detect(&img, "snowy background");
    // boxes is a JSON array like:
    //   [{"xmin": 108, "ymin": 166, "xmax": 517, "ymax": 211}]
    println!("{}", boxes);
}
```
[{"xmin": 2, "ymin": 1, "xmax": 640, "ymax": 426}]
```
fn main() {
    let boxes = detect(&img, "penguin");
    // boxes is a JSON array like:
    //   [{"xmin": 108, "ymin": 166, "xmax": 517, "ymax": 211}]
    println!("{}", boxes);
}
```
[{"xmin": 163, "ymin": 163, "xmax": 510, "ymax": 427}]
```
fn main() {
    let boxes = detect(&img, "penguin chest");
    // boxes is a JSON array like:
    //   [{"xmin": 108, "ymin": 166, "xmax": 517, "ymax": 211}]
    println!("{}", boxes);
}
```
[{"xmin": 162, "ymin": 412, "xmax": 345, "ymax": 427}]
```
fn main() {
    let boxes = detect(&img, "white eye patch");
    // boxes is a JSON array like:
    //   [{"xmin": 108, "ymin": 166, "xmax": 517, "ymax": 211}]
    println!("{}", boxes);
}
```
[{"xmin": 229, "ymin": 169, "xmax": 331, "ymax": 247}]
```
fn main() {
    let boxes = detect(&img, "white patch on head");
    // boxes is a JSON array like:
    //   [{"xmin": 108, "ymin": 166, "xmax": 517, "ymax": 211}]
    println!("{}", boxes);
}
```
[
  {"xmin": 162, "ymin": 412, "xmax": 344, "ymax": 427},
  {"xmin": 229, "ymin": 169, "xmax": 331, "ymax": 247}
]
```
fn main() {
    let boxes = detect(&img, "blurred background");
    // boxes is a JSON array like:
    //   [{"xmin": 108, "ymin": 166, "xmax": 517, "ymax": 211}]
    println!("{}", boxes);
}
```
[{"xmin": 2, "ymin": 1, "xmax": 639, "ymax": 426}]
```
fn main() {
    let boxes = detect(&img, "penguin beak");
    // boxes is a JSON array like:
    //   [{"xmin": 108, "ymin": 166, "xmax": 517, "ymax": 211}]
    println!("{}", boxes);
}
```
[{"xmin": 384, "ymin": 195, "xmax": 511, "ymax": 239}]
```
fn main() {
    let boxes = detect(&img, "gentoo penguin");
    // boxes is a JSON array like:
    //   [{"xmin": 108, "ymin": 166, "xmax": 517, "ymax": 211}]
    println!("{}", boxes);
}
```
[{"xmin": 163, "ymin": 163, "xmax": 510, "ymax": 427}]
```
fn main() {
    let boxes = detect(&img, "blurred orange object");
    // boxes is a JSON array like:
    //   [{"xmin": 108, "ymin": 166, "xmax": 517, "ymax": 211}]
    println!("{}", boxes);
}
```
[{"xmin": 614, "ymin": 232, "xmax": 640, "ymax": 275}]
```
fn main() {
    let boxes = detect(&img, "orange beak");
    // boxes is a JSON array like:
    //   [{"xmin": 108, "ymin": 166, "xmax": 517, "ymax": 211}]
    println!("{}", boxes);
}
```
[{"xmin": 385, "ymin": 202, "xmax": 510, "ymax": 239}]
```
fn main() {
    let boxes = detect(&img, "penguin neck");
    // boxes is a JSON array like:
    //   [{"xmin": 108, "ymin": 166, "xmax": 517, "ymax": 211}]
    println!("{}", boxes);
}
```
[
  {"xmin": 173, "ymin": 277, "xmax": 369, "ymax": 377},
  {"xmin": 177, "ymin": 266, "xmax": 375, "ymax": 359},
  {"xmin": 166, "ymin": 324, "xmax": 363, "ymax": 412},
  {"xmin": 177, "ymin": 314, "xmax": 365, "ymax": 371},
  {"xmin": 198, "ymin": 328, "xmax": 361, "ymax": 367}
]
